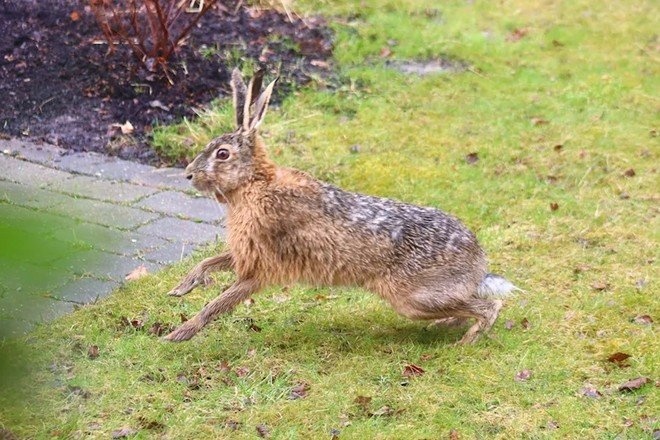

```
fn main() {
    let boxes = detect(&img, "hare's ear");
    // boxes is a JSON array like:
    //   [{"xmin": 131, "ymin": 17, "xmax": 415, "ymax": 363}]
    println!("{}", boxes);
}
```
[
  {"xmin": 249, "ymin": 78, "xmax": 278, "ymax": 131},
  {"xmin": 242, "ymin": 69, "xmax": 265, "ymax": 131},
  {"xmin": 231, "ymin": 68, "xmax": 247, "ymax": 129}
]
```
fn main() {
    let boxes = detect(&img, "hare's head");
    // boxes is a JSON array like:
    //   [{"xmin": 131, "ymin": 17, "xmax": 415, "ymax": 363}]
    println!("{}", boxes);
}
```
[{"xmin": 184, "ymin": 69, "xmax": 276, "ymax": 199}]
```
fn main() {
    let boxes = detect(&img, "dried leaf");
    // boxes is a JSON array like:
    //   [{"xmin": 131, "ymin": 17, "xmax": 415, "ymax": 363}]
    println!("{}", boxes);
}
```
[
  {"xmin": 148, "ymin": 322, "xmax": 172, "ymax": 337},
  {"xmin": 354, "ymin": 395, "xmax": 372, "ymax": 412},
  {"xmin": 521, "ymin": 318, "xmax": 531, "ymax": 330},
  {"xmin": 580, "ymin": 386, "xmax": 602, "ymax": 398},
  {"xmin": 550, "ymin": 202, "xmax": 559, "ymax": 211},
  {"xmin": 256, "ymin": 424, "xmax": 270, "ymax": 438},
  {"xmin": 545, "ymin": 420, "xmax": 559, "ymax": 430},
  {"xmin": 623, "ymin": 168, "xmax": 636, "ymax": 177},
  {"xmin": 465, "ymin": 152, "xmax": 479, "ymax": 164},
  {"xmin": 591, "ymin": 281, "xmax": 609, "ymax": 291},
  {"xmin": 148, "ymin": 100, "xmax": 170, "ymax": 111},
  {"xmin": 288, "ymin": 382, "xmax": 310, "ymax": 400},
  {"xmin": 607, "ymin": 352, "xmax": 631, "ymax": 367},
  {"xmin": 217, "ymin": 360, "xmax": 231, "ymax": 373},
  {"xmin": 225, "ymin": 420, "xmax": 241, "ymax": 431},
  {"xmin": 530, "ymin": 117, "xmax": 548, "ymax": 126},
  {"xmin": 235, "ymin": 366, "xmax": 250, "ymax": 377},
  {"xmin": 618, "ymin": 377, "xmax": 650, "ymax": 392},
  {"xmin": 70, "ymin": 10, "xmax": 81, "ymax": 21},
  {"xmin": 515, "ymin": 369, "xmax": 532, "ymax": 382},
  {"xmin": 125, "ymin": 265, "xmax": 148, "ymax": 281},
  {"xmin": 111, "ymin": 120, "xmax": 134, "ymax": 135},
  {"xmin": 87, "ymin": 345, "xmax": 99, "ymax": 359},
  {"xmin": 111, "ymin": 427, "xmax": 137, "ymax": 439},
  {"xmin": 449, "ymin": 429, "xmax": 460, "ymax": 440},
  {"xmin": 380, "ymin": 47, "xmax": 392, "ymax": 58},
  {"xmin": 130, "ymin": 319, "xmax": 144, "ymax": 329},
  {"xmin": 553, "ymin": 144, "xmax": 563, "ymax": 152},
  {"xmin": 507, "ymin": 28, "xmax": 529, "ymax": 42},
  {"xmin": 402, "ymin": 363, "xmax": 425, "ymax": 378},
  {"xmin": 371, "ymin": 405, "xmax": 395, "ymax": 417},
  {"xmin": 310, "ymin": 59, "xmax": 330, "ymax": 69},
  {"xmin": 632, "ymin": 315, "xmax": 653, "ymax": 325}
]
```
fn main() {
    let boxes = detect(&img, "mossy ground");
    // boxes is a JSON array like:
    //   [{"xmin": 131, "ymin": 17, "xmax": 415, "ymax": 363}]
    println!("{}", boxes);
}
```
[{"xmin": 1, "ymin": 0, "xmax": 658, "ymax": 438}]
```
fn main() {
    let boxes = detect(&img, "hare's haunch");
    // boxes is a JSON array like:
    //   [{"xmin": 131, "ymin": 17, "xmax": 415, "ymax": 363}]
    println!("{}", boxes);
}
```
[{"xmin": 165, "ymin": 69, "xmax": 519, "ymax": 344}]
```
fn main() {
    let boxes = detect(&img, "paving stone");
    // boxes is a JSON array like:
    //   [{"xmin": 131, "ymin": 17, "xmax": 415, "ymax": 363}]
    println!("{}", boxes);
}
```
[
  {"xmin": 143, "ymin": 240, "xmax": 196, "ymax": 264},
  {"xmin": 51, "ymin": 278, "xmax": 119, "ymax": 304},
  {"xmin": 47, "ymin": 174, "xmax": 159, "ymax": 203},
  {"xmin": 129, "ymin": 167, "xmax": 191, "ymax": 191},
  {"xmin": 52, "ymin": 221, "xmax": 165, "ymax": 256},
  {"xmin": 48, "ymin": 197, "xmax": 159, "ymax": 229},
  {"xmin": 0, "ymin": 292, "xmax": 75, "ymax": 326},
  {"xmin": 3, "ymin": 138, "xmax": 67, "ymax": 166},
  {"xmin": 65, "ymin": 249, "xmax": 158, "ymax": 281},
  {"xmin": 0, "ymin": 154, "xmax": 73, "ymax": 187},
  {"xmin": 0, "ymin": 316, "xmax": 35, "ymax": 338},
  {"xmin": 136, "ymin": 190, "xmax": 225, "ymax": 223},
  {"xmin": 0, "ymin": 203, "xmax": 75, "ymax": 236},
  {"xmin": 135, "ymin": 217, "xmax": 221, "ymax": 244},
  {"xmin": 0, "ymin": 179, "xmax": 72, "ymax": 209}
]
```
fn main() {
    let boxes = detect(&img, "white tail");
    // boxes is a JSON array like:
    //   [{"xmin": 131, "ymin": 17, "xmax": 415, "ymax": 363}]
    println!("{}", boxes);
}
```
[{"xmin": 477, "ymin": 273, "xmax": 522, "ymax": 298}]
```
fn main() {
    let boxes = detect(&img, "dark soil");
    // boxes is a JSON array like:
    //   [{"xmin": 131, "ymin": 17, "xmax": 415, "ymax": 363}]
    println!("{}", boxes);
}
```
[{"xmin": 0, "ymin": 0, "xmax": 333, "ymax": 165}]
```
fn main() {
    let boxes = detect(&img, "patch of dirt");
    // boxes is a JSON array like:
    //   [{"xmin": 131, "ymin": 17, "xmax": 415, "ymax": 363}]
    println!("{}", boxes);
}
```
[{"xmin": 0, "ymin": 0, "xmax": 333, "ymax": 165}]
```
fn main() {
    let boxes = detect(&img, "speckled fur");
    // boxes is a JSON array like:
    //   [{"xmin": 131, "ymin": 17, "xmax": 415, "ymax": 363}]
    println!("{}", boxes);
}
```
[{"xmin": 164, "ymin": 70, "xmax": 515, "ymax": 344}]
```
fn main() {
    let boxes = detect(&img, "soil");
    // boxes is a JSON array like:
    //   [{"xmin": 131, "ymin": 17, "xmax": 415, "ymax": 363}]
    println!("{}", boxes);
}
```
[{"xmin": 0, "ymin": 0, "xmax": 333, "ymax": 165}]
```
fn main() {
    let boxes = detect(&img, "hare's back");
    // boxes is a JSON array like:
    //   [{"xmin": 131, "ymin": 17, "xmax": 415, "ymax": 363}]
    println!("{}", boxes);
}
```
[{"xmin": 319, "ymin": 183, "xmax": 484, "ymax": 265}]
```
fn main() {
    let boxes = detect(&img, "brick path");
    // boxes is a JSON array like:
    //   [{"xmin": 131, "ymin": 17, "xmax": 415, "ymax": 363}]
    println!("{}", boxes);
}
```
[{"xmin": 0, "ymin": 138, "xmax": 225, "ymax": 336}]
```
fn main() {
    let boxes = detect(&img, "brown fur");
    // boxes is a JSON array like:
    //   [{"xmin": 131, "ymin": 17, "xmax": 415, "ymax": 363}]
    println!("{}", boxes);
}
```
[{"xmin": 164, "ymin": 70, "xmax": 511, "ymax": 344}]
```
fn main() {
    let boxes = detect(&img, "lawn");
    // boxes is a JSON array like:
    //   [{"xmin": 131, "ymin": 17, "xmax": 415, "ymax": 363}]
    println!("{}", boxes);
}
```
[{"xmin": 1, "ymin": 0, "xmax": 658, "ymax": 438}]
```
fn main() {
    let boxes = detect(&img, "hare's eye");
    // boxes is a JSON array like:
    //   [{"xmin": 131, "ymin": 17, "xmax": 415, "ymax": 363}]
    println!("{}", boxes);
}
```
[{"xmin": 216, "ymin": 148, "xmax": 230, "ymax": 161}]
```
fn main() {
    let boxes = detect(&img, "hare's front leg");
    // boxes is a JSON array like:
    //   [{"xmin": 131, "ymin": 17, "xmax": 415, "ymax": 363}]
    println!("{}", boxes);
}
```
[
  {"xmin": 168, "ymin": 252, "xmax": 234, "ymax": 297},
  {"xmin": 164, "ymin": 278, "xmax": 260, "ymax": 342}
]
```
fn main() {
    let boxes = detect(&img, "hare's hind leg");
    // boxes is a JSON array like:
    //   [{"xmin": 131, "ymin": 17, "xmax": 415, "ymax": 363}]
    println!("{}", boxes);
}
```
[
  {"xmin": 165, "ymin": 277, "xmax": 260, "ymax": 341},
  {"xmin": 455, "ymin": 298, "xmax": 502, "ymax": 345},
  {"xmin": 168, "ymin": 252, "xmax": 233, "ymax": 296}
]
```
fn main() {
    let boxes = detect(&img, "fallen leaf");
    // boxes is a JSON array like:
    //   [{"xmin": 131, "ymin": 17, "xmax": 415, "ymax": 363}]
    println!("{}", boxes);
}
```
[
  {"xmin": 243, "ymin": 298, "xmax": 255, "ymax": 307},
  {"xmin": 225, "ymin": 420, "xmax": 241, "ymax": 431},
  {"xmin": 618, "ymin": 377, "xmax": 649, "ymax": 392},
  {"xmin": 148, "ymin": 322, "xmax": 173, "ymax": 337},
  {"xmin": 632, "ymin": 315, "xmax": 653, "ymax": 325},
  {"xmin": 449, "ymin": 429, "xmax": 460, "ymax": 440},
  {"xmin": 550, "ymin": 202, "xmax": 559, "ymax": 211},
  {"xmin": 354, "ymin": 395, "xmax": 372, "ymax": 412},
  {"xmin": 623, "ymin": 418, "xmax": 634, "ymax": 428},
  {"xmin": 111, "ymin": 427, "xmax": 137, "ymax": 438},
  {"xmin": 580, "ymin": 386, "xmax": 602, "ymax": 398},
  {"xmin": 235, "ymin": 366, "xmax": 250, "ymax": 377},
  {"xmin": 125, "ymin": 265, "xmax": 148, "ymax": 281},
  {"xmin": 248, "ymin": 323, "xmax": 262, "ymax": 332},
  {"xmin": 515, "ymin": 369, "xmax": 532, "ymax": 382},
  {"xmin": 87, "ymin": 345, "xmax": 99, "ymax": 359},
  {"xmin": 403, "ymin": 363, "xmax": 425, "ymax": 378},
  {"xmin": 504, "ymin": 320, "xmax": 515, "ymax": 330},
  {"xmin": 521, "ymin": 318, "xmax": 531, "ymax": 330},
  {"xmin": 573, "ymin": 264, "xmax": 591, "ymax": 274},
  {"xmin": 288, "ymin": 382, "xmax": 310, "ymax": 400},
  {"xmin": 371, "ymin": 405, "xmax": 395, "ymax": 417},
  {"xmin": 530, "ymin": 117, "xmax": 548, "ymax": 126},
  {"xmin": 507, "ymin": 28, "xmax": 529, "ymax": 42},
  {"xmin": 256, "ymin": 424, "xmax": 270, "ymax": 438},
  {"xmin": 70, "ymin": 10, "xmax": 81, "ymax": 21},
  {"xmin": 129, "ymin": 319, "xmax": 144, "ymax": 329},
  {"xmin": 465, "ymin": 152, "xmax": 479, "ymax": 164},
  {"xmin": 380, "ymin": 47, "xmax": 392, "ymax": 58},
  {"xmin": 607, "ymin": 352, "xmax": 631, "ymax": 367},
  {"xmin": 591, "ymin": 281, "xmax": 609, "ymax": 291},
  {"xmin": 420, "ymin": 353, "xmax": 434, "ymax": 361},
  {"xmin": 180, "ymin": 313, "xmax": 188, "ymax": 323},
  {"xmin": 310, "ymin": 59, "xmax": 330, "ymax": 69},
  {"xmin": 148, "ymin": 100, "xmax": 170, "ymax": 111},
  {"xmin": 111, "ymin": 120, "xmax": 134, "ymax": 135},
  {"xmin": 546, "ymin": 420, "xmax": 559, "ymax": 430},
  {"xmin": 623, "ymin": 168, "xmax": 636, "ymax": 177}
]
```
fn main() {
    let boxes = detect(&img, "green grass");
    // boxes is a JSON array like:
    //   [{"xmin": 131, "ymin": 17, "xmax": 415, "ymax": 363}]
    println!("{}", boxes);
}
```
[{"xmin": 2, "ymin": 0, "xmax": 659, "ymax": 438}]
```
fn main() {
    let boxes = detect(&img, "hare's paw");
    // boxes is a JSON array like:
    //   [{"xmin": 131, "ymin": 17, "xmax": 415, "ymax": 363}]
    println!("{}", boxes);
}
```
[
  {"xmin": 167, "ymin": 273, "xmax": 211, "ymax": 297},
  {"xmin": 163, "ymin": 319, "xmax": 202, "ymax": 342}
]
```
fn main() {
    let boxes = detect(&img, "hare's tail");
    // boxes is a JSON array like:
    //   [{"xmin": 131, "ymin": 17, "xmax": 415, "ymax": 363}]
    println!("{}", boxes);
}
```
[{"xmin": 477, "ymin": 273, "xmax": 523, "ymax": 298}]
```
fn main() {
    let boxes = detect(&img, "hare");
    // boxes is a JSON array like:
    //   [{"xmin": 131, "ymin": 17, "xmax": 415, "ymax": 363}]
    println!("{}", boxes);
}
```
[{"xmin": 164, "ymin": 69, "xmax": 519, "ymax": 344}]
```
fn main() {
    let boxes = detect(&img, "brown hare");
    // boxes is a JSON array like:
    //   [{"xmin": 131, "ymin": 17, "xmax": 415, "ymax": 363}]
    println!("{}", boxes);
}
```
[{"xmin": 164, "ymin": 69, "xmax": 519, "ymax": 344}]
